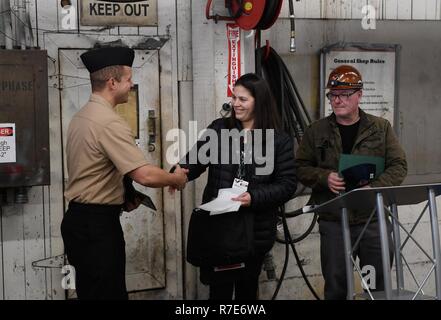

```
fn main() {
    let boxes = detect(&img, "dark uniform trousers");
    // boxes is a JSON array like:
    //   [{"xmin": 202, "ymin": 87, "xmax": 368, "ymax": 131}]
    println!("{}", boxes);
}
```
[
  {"xmin": 61, "ymin": 202, "xmax": 128, "ymax": 300},
  {"xmin": 319, "ymin": 219, "xmax": 394, "ymax": 300}
]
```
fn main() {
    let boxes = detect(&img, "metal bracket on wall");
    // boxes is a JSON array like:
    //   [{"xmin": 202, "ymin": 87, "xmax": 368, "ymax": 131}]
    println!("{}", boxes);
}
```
[
  {"xmin": 136, "ymin": 37, "xmax": 169, "ymax": 50},
  {"xmin": 92, "ymin": 37, "xmax": 169, "ymax": 51},
  {"xmin": 147, "ymin": 110, "xmax": 156, "ymax": 152},
  {"xmin": 32, "ymin": 254, "xmax": 66, "ymax": 269}
]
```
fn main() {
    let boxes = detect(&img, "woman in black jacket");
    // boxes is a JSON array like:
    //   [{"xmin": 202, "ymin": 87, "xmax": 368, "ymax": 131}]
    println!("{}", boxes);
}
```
[{"xmin": 181, "ymin": 73, "xmax": 296, "ymax": 300}]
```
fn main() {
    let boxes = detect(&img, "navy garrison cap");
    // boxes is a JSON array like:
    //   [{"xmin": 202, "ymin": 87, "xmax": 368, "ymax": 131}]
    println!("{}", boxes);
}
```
[{"xmin": 80, "ymin": 46, "xmax": 134, "ymax": 73}]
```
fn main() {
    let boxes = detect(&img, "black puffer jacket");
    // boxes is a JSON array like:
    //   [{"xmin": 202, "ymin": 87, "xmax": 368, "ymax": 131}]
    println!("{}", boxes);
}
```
[{"xmin": 181, "ymin": 118, "xmax": 297, "ymax": 265}]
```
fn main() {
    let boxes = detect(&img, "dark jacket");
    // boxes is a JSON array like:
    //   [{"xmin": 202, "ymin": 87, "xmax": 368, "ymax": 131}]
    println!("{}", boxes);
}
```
[
  {"xmin": 295, "ymin": 110, "xmax": 407, "ymax": 224},
  {"xmin": 181, "ymin": 118, "xmax": 297, "ymax": 266}
]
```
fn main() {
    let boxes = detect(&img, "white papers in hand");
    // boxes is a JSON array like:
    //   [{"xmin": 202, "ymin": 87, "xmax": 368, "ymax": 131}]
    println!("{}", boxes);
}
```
[{"xmin": 199, "ymin": 188, "xmax": 243, "ymax": 215}]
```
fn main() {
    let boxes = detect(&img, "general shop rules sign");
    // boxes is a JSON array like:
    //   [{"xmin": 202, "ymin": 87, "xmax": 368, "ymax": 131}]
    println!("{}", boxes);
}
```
[
  {"xmin": 80, "ymin": 0, "xmax": 157, "ymax": 26},
  {"xmin": 322, "ymin": 46, "xmax": 398, "ymax": 126},
  {"xmin": 0, "ymin": 124, "xmax": 16, "ymax": 163}
]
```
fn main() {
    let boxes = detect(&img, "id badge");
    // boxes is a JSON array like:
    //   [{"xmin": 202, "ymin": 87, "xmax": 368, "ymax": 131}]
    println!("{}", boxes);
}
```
[{"xmin": 232, "ymin": 178, "xmax": 248, "ymax": 193}]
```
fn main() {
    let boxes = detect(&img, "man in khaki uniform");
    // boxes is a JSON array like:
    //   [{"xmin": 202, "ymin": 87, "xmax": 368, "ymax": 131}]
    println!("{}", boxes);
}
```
[
  {"xmin": 296, "ymin": 65, "xmax": 407, "ymax": 299},
  {"xmin": 61, "ymin": 46, "xmax": 188, "ymax": 300}
]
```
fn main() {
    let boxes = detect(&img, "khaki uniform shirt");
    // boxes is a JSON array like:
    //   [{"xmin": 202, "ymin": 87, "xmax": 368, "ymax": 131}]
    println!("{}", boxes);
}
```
[{"xmin": 64, "ymin": 94, "xmax": 148, "ymax": 205}]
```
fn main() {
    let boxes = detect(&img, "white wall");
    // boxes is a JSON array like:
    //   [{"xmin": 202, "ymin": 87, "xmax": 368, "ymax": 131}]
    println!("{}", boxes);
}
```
[{"xmin": 279, "ymin": 0, "xmax": 441, "ymax": 20}]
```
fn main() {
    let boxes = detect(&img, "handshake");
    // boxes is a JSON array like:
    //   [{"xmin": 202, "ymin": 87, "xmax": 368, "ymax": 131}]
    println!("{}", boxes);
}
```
[{"xmin": 168, "ymin": 164, "xmax": 189, "ymax": 194}]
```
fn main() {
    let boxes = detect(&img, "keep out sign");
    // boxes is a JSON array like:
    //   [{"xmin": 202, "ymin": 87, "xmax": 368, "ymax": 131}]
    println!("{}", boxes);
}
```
[{"xmin": 80, "ymin": 0, "xmax": 158, "ymax": 26}]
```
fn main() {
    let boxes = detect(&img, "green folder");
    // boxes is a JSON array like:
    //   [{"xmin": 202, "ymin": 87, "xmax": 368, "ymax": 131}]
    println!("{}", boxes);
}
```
[
  {"xmin": 338, "ymin": 154, "xmax": 385, "ymax": 178},
  {"xmin": 338, "ymin": 154, "xmax": 385, "ymax": 191}
]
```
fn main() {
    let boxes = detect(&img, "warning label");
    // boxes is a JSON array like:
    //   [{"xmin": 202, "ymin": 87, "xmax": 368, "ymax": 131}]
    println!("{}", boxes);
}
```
[
  {"xmin": 0, "ymin": 123, "xmax": 16, "ymax": 163},
  {"xmin": 0, "ymin": 127, "xmax": 13, "ymax": 136}
]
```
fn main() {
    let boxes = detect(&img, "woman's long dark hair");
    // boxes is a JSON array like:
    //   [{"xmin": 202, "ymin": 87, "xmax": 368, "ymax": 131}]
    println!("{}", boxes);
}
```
[{"xmin": 229, "ymin": 73, "xmax": 282, "ymax": 130}]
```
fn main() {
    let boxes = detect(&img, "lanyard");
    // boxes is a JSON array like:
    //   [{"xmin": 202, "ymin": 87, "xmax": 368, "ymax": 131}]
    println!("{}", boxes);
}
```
[
  {"xmin": 236, "ymin": 132, "xmax": 251, "ymax": 179},
  {"xmin": 237, "ymin": 149, "xmax": 246, "ymax": 179}
]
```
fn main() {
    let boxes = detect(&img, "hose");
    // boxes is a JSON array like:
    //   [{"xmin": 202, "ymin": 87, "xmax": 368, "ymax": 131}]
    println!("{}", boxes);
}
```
[
  {"xmin": 288, "ymin": 0, "xmax": 296, "ymax": 52},
  {"xmin": 255, "ymin": 22, "xmax": 321, "ymax": 299},
  {"xmin": 270, "ymin": 207, "xmax": 321, "ymax": 300}
]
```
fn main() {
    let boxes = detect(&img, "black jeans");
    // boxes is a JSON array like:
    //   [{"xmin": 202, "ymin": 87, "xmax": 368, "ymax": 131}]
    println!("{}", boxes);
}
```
[
  {"xmin": 319, "ymin": 219, "xmax": 394, "ymax": 300},
  {"xmin": 61, "ymin": 202, "xmax": 127, "ymax": 300},
  {"xmin": 209, "ymin": 276, "xmax": 259, "ymax": 300}
]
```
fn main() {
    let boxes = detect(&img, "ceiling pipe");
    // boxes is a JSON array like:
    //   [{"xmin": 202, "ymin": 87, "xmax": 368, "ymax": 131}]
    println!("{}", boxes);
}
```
[
  {"xmin": 10, "ymin": 0, "xmax": 27, "ymax": 49},
  {"xmin": 18, "ymin": 0, "xmax": 27, "ymax": 49},
  {"xmin": 24, "ymin": 0, "xmax": 34, "ymax": 47},
  {"xmin": 1, "ymin": 0, "xmax": 14, "ymax": 49}
]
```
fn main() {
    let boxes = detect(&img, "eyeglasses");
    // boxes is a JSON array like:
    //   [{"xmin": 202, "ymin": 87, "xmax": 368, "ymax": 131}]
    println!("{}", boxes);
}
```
[{"xmin": 326, "ymin": 90, "xmax": 360, "ymax": 101}]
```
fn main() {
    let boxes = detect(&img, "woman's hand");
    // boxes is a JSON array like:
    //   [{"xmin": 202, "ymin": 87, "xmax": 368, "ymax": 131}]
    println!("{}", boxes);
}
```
[{"xmin": 232, "ymin": 192, "xmax": 251, "ymax": 207}]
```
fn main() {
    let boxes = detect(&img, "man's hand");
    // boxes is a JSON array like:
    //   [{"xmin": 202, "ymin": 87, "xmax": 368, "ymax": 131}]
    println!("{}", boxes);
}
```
[
  {"xmin": 171, "ymin": 164, "xmax": 188, "ymax": 192},
  {"xmin": 232, "ymin": 192, "xmax": 251, "ymax": 207},
  {"xmin": 328, "ymin": 172, "xmax": 346, "ymax": 194}
]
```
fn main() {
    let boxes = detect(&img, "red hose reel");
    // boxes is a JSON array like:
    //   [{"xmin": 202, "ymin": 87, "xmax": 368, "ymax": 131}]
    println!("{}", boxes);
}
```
[{"xmin": 206, "ymin": 0, "xmax": 284, "ymax": 30}]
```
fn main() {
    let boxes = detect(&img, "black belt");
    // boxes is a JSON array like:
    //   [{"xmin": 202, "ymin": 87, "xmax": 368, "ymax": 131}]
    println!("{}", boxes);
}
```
[{"xmin": 68, "ymin": 201, "xmax": 122, "ymax": 215}]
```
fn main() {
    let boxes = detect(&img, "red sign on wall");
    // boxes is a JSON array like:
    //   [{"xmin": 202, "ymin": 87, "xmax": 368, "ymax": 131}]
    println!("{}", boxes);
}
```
[
  {"xmin": 0, "ymin": 127, "xmax": 13, "ymax": 136},
  {"xmin": 227, "ymin": 23, "xmax": 241, "ymax": 97}
]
